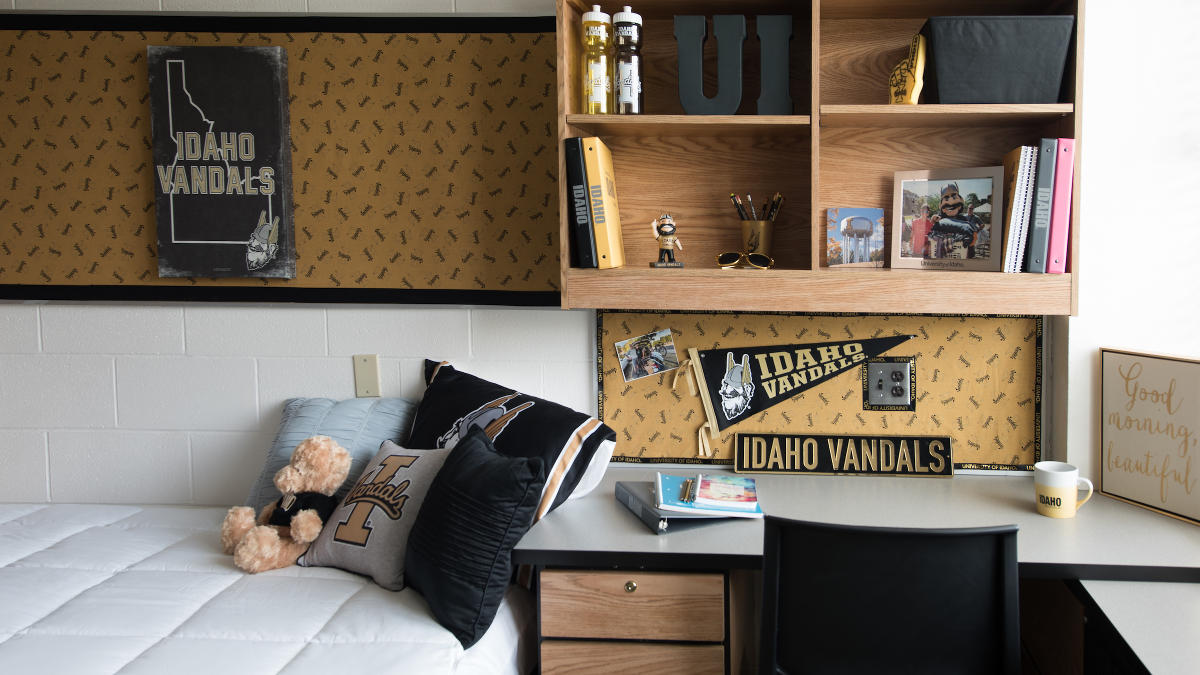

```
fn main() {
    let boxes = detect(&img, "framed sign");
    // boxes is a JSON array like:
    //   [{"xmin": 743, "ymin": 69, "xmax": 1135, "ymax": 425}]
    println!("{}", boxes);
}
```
[
  {"xmin": 1100, "ymin": 348, "xmax": 1199, "ymax": 525},
  {"xmin": 149, "ymin": 45, "xmax": 295, "ymax": 278},
  {"xmin": 891, "ymin": 166, "xmax": 1004, "ymax": 272}
]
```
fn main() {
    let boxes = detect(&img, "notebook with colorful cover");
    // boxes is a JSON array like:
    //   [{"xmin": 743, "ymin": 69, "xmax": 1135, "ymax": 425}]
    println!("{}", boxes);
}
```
[{"xmin": 655, "ymin": 472, "xmax": 764, "ymax": 518}]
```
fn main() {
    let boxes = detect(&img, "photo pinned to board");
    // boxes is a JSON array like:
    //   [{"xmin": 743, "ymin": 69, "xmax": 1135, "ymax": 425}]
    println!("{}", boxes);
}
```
[{"xmin": 616, "ymin": 329, "xmax": 681, "ymax": 383}]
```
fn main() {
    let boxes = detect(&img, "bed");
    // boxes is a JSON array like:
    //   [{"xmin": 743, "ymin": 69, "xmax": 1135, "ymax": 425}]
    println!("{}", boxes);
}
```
[
  {"xmin": 0, "ymin": 365, "xmax": 618, "ymax": 675},
  {"xmin": 0, "ymin": 503, "xmax": 534, "ymax": 675}
]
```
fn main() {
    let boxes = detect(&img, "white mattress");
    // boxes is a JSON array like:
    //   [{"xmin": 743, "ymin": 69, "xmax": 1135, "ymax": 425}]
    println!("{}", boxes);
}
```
[{"xmin": 0, "ymin": 504, "xmax": 534, "ymax": 675}]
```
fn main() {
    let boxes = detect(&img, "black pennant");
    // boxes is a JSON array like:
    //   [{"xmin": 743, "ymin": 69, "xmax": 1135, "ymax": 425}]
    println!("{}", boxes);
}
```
[{"xmin": 695, "ymin": 335, "xmax": 915, "ymax": 432}]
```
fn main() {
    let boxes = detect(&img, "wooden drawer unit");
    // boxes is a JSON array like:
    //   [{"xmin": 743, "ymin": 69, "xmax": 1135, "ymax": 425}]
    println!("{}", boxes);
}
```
[
  {"xmin": 538, "ymin": 569, "xmax": 729, "ymax": 673},
  {"xmin": 541, "ymin": 569, "xmax": 724, "ymax": 641}
]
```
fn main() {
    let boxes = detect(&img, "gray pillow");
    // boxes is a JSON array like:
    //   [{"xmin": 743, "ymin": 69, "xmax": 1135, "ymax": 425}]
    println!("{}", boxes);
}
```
[
  {"xmin": 246, "ymin": 397, "xmax": 417, "ymax": 511},
  {"xmin": 298, "ymin": 440, "xmax": 450, "ymax": 590}
]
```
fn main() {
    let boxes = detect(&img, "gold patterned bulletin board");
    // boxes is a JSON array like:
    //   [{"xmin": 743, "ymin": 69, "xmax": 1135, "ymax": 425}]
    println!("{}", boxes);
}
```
[
  {"xmin": 599, "ymin": 311, "xmax": 1043, "ymax": 471},
  {"xmin": 0, "ymin": 19, "xmax": 557, "ymax": 300}
]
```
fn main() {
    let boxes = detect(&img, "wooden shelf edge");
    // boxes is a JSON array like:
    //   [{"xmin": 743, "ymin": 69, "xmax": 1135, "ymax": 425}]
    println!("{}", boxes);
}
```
[
  {"xmin": 562, "ymin": 268, "xmax": 1074, "ymax": 315},
  {"xmin": 819, "ymin": 104, "xmax": 1073, "ymax": 128},
  {"xmin": 565, "ymin": 114, "xmax": 812, "ymax": 136}
]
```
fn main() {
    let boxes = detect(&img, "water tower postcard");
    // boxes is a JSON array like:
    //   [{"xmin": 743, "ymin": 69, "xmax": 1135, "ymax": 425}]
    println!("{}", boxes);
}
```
[
  {"xmin": 148, "ymin": 45, "xmax": 295, "ymax": 279},
  {"xmin": 891, "ymin": 166, "xmax": 1003, "ymax": 272},
  {"xmin": 1100, "ymin": 348, "xmax": 1199, "ymax": 525}
]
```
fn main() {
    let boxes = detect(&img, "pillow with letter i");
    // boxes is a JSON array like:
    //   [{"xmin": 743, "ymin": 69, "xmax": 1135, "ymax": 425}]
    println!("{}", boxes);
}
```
[
  {"xmin": 298, "ymin": 440, "xmax": 449, "ymax": 591},
  {"xmin": 406, "ymin": 360, "xmax": 615, "ymax": 520}
]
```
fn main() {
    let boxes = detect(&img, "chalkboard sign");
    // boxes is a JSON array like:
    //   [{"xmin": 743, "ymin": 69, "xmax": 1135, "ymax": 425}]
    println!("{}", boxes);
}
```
[{"xmin": 148, "ymin": 46, "xmax": 295, "ymax": 278}]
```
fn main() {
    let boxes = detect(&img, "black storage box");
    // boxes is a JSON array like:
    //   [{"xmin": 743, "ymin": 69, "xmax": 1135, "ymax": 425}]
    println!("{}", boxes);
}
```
[{"xmin": 919, "ymin": 16, "xmax": 1074, "ymax": 104}]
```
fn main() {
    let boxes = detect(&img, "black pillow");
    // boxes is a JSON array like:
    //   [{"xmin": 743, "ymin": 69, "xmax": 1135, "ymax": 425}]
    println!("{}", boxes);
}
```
[
  {"xmin": 404, "ymin": 425, "xmax": 545, "ymax": 649},
  {"xmin": 408, "ymin": 360, "xmax": 615, "ymax": 520}
]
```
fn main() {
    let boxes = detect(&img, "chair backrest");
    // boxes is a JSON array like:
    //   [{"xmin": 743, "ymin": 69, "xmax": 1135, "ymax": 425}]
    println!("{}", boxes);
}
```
[{"xmin": 759, "ymin": 515, "xmax": 1019, "ymax": 675}]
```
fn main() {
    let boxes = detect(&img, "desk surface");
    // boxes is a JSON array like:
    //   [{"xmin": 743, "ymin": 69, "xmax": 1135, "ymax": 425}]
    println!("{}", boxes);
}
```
[
  {"xmin": 515, "ymin": 467, "xmax": 1200, "ymax": 580},
  {"xmin": 1080, "ymin": 580, "xmax": 1200, "ymax": 675}
]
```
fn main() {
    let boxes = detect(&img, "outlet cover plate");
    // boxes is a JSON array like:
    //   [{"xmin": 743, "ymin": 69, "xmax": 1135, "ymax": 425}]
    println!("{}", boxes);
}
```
[
  {"xmin": 862, "ymin": 357, "xmax": 916, "ymax": 411},
  {"xmin": 353, "ymin": 354, "xmax": 381, "ymax": 398}
]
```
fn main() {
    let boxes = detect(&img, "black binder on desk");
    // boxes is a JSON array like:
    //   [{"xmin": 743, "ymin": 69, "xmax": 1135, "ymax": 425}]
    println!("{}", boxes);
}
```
[{"xmin": 614, "ymin": 481, "xmax": 722, "ymax": 535}]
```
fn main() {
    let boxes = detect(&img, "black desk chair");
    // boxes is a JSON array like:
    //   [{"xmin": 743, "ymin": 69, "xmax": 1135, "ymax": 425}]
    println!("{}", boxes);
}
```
[{"xmin": 759, "ymin": 516, "xmax": 1019, "ymax": 675}]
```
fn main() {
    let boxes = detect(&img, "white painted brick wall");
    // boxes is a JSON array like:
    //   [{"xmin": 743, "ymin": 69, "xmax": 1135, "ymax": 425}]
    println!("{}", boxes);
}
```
[{"xmin": 0, "ymin": 303, "xmax": 595, "ymax": 505}]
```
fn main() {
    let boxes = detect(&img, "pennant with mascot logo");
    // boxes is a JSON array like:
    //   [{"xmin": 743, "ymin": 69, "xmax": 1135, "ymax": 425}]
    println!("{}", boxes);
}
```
[{"xmin": 674, "ymin": 335, "xmax": 915, "ymax": 457}]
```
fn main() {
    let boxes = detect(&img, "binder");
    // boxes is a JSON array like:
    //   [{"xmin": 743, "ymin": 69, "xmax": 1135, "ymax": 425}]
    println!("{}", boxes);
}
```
[
  {"xmin": 1044, "ymin": 138, "xmax": 1075, "ymax": 274},
  {"xmin": 1023, "ymin": 138, "xmax": 1058, "ymax": 273},
  {"xmin": 1000, "ymin": 145, "xmax": 1037, "ymax": 273},
  {"xmin": 581, "ymin": 137, "xmax": 625, "ymax": 269},
  {"xmin": 563, "ymin": 137, "xmax": 598, "ymax": 268},
  {"xmin": 614, "ymin": 481, "xmax": 720, "ymax": 535}
]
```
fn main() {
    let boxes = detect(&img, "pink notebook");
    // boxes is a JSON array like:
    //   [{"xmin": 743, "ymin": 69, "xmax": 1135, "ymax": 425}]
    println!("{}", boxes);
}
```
[{"xmin": 1045, "ymin": 138, "xmax": 1075, "ymax": 274}]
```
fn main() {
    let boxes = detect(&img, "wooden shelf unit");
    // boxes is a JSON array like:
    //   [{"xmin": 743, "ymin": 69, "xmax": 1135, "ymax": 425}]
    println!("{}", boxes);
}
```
[{"xmin": 556, "ymin": 0, "xmax": 1083, "ymax": 314}]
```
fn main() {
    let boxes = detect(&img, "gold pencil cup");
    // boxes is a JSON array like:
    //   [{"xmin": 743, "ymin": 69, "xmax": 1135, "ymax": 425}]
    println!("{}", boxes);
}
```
[{"xmin": 741, "ymin": 220, "xmax": 772, "ymax": 256}]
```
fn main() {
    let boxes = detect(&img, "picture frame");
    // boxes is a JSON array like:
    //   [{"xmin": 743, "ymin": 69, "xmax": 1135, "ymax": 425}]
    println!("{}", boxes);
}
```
[
  {"xmin": 891, "ymin": 166, "xmax": 1004, "ymax": 272},
  {"xmin": 1100, "ymin": 348, "xmax": 1199, "ymax": 525},
  {"xmin": 825, "ymin": 207, "xmax": 886, "ymax": 268}
]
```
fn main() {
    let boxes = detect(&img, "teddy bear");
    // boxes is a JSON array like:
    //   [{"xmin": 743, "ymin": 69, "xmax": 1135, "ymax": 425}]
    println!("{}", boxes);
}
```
[{"xmin": 221, "ymin": 435, "xmax": 352, "ymax": 574}]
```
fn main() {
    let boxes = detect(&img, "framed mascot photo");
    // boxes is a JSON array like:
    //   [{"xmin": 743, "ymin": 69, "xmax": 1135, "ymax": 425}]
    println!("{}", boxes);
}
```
[{"xmin": 891, "ymin": 166, "xmax": 1004, "ymax": 272}]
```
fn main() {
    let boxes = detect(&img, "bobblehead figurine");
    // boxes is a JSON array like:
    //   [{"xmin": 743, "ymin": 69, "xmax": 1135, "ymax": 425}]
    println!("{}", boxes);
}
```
[{"xmin": 650, "ymin": 214, "xmax": 684, "ymax": 268}]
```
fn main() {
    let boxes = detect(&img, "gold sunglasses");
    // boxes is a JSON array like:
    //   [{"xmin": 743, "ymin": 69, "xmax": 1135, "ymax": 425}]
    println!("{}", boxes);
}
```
[{"xmin": 716, "ymin": 251, "xmax": 775, "ymax": 269}]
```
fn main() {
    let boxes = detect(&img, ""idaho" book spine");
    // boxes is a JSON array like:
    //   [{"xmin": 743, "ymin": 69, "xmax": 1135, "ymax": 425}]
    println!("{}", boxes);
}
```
[
  {"xmin": 582, "ymin": 137, "xmax": 626, "ymax": 269},
  {"xmin": 563, "ymin": 137, "xmax": 598, "ymax": 268},
  {"xmin": 1023, "ymin": 138, "xmax": 1058, "ymax": 273}
]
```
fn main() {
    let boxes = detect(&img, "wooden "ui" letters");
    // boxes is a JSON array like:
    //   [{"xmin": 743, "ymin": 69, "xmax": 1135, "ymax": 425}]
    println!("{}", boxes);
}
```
[{"xmin": 674, "ymin": 15, "xmax": 793, "ymax": 115}]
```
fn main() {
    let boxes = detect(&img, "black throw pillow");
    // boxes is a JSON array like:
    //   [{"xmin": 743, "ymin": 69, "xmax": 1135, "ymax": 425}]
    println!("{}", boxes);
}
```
[
  {"xmin": 407, "ymin": 360, "xmax": 615, "ymax": 521},
  {"xmin": 404, "ymin": 425, "xmax": 545, "ymax": 648}
]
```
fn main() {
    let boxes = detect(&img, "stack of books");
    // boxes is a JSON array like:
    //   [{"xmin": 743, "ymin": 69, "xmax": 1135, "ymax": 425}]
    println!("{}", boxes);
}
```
[
  {"xmin": 615, "ymin": 472, "xmax": 763, "ymax": 535},
  {"xmin": 1001, "ymin": 137, "xmax": 1075, "ymax": 274}
]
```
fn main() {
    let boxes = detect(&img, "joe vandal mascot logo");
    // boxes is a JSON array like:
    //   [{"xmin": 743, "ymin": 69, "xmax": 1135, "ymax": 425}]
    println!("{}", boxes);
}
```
[
  {"xmin": 719, "ymin": 353, "xmax": 755, "ymax": 421},
  {"xmin": 436, "ymin": 393, "xmax": 534, "ymax": 447},
  {"xmin": 246, "ymin": 210, "xmax": 280, "ymax": 270}
]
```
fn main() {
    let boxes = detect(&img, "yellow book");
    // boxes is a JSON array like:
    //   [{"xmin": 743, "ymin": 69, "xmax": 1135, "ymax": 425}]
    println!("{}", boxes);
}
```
[{"xmin": 581, "ymin": 137, "xmax": 625, "ymax": 269}]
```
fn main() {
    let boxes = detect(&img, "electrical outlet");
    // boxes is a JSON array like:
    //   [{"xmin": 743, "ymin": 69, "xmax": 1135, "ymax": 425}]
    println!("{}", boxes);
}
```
[
  {"xmin": 353, "ymin": 354, "xmax": 381, "ymax": 398},
  {"xmin": 863, "ymin": 358, "xmax": 915, "ymax": 410}
]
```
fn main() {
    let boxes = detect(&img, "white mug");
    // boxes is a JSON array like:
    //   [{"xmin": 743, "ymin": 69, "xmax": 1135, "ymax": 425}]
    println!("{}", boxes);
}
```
[{"xmin": 1033, "ymin": 461, "xmax": 1093, "ymax": 518}]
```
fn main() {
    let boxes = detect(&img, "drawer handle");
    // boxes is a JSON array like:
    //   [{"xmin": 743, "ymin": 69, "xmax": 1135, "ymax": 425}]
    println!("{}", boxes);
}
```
[{"xmin": 624, "ymin": 580, "xmax": 637, "ymax": 593}]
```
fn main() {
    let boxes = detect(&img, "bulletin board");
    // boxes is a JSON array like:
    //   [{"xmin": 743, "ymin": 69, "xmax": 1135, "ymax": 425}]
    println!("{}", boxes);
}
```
[
  {"xmin": 599, "ymin": 311, "xmax": 1043, "ymax": 471},
  {"xmin": 0, "ymin": 15, "xmax": 558, "ymax": 304}
]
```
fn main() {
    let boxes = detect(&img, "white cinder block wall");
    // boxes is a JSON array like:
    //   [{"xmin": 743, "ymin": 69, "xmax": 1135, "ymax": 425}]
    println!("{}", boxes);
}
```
[{"xmin": 0, "ymin": 303, "xmax": 594, "ymax": 505}]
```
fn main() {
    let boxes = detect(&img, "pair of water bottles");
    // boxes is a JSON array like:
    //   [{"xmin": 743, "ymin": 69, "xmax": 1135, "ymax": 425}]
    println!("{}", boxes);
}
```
[{"xmin": 581, "ymin": 5, "xmax": 643, "ymax": 114}]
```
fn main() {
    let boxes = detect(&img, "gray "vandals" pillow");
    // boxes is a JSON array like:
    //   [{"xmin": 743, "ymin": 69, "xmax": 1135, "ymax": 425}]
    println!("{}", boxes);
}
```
[{"xmin": 298, "ymin": 440, "xmax": 450, "ymax": 591}]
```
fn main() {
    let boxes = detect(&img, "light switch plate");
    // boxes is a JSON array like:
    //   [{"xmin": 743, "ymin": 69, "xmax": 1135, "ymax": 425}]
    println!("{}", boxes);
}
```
[
  {"xmin": 862, "ymin": 357, "xmax": 916, "ymax": 411},
  {"xmin": 353, "ymin": 354, "xmax": 381, "ymax": 398}
]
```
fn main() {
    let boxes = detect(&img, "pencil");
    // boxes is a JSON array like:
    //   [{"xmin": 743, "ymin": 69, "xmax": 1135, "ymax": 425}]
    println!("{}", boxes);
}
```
[
  {"xmin": 767, "ymin": 192, "xmax": 783, "ymax": 221},
  {"xmin": 746, "ymin": 194, "xmax": 757, "ymax": 220},
  {"xmin": 729, "ymin": 193, "xmax": 748, "ymax": 220}
]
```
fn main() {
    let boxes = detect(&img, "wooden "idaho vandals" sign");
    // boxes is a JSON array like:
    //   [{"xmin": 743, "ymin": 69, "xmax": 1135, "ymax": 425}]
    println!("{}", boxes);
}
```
[{"xmin": 734, "ymin": 433, "xmax": 953, "ymax": 477}]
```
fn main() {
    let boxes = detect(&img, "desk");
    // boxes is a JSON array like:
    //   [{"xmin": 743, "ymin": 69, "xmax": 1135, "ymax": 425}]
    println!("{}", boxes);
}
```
[
  {"xmin": 516, "ymin": 466, "xmax": 1200, "ymax": 580},
  {"xmin": 1077, "ymin": 580, "xmax": 1200, "ymax": 675},
  {"xmin": 514, "ymin": 467, "xmax": 1200, "ymax": 674}
]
